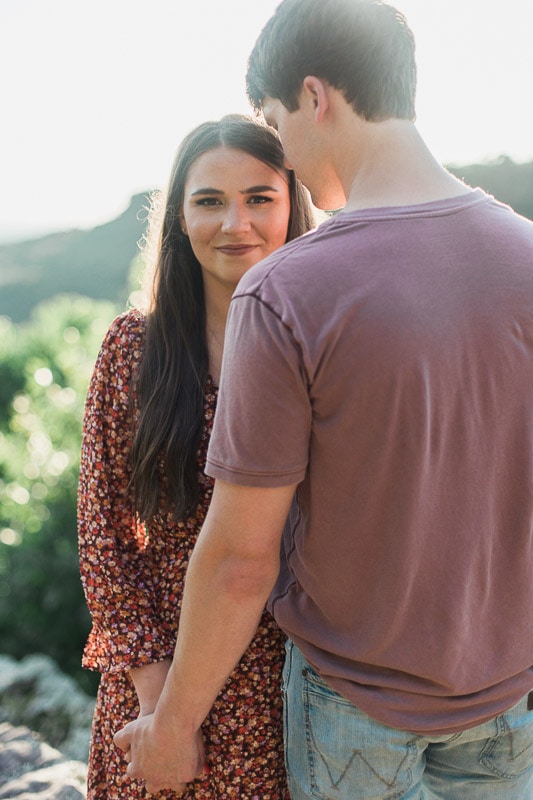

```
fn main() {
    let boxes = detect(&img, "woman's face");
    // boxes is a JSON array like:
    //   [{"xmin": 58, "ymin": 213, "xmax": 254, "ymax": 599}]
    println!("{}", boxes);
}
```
[{"xmin": 181, "ymin": 146, "xmax": 291, "ymax": 294}]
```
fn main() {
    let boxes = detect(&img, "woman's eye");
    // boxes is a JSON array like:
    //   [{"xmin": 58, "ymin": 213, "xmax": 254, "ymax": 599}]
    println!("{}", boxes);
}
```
[
  {"xmin": 248, "ymin": 195, "xmax": 272, "ymax": 204},
  {"xmin": 195, "ymin": 197, "xmax": 222, "ymax": 206}
]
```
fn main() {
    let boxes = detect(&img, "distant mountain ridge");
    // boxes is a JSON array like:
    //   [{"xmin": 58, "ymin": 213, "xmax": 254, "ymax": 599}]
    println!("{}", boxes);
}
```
[
  {"xmin": 448, "ymin": 156, "xmax": 533, "ymax": 222},
  {"xmin": 0, "ymin": 193, "xmax": 150, "ymax": 322},
  {"xmin": 1, "ymin": 157, "xmax": 532, "ymax": 323}
]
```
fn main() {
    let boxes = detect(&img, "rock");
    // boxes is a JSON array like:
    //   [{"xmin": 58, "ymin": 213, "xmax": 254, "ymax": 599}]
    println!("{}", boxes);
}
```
[
  {"xmin": 0, "ymin": 722, "xmax": 87, "ymax": 799},
  {"xmin": 0, "ymin": 653, "xmax": 95, "ymax": 762}
]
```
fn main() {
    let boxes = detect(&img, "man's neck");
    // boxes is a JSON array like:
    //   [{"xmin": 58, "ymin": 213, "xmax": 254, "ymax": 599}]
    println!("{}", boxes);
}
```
[{"xmin": 340, "ymin": 119, "xmax": 471, "ymax": 213}]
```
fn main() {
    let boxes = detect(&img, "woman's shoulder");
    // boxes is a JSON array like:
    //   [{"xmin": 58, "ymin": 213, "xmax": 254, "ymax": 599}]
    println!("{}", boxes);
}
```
[
  {"xmin": 106, "ymin": 307, "xmax": 146, "ymax": 339},
  {"xmin": 95, "ymin": 308, "xmax": 147, "ymax": 372},
  {"xmin": 101, "ymin": 308, "xmax": 146, "ymax": 349}
]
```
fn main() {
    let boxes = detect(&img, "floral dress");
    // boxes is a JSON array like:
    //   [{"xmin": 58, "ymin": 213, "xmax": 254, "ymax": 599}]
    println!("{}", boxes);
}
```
[{"xmin": 78, "ymin": 310, "xmax": 289, "ymax": 800}]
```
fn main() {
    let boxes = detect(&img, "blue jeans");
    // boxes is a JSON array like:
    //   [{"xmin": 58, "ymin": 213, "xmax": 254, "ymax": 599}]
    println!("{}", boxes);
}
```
[{"xmin": 283, "ymin": 641, "xmax": 533, "ymax": 799}]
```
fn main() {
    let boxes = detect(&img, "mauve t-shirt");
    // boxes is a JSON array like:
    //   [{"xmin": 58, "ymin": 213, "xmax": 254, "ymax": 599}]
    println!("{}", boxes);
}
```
[{"xmin": 206, "ymin": 190, "xmax": 533, "ymax": 734}]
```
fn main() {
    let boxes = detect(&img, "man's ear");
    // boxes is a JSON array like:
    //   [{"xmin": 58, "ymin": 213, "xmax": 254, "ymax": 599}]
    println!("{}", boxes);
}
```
[{"xmin": 301, "ymin": 76, "xmax": 330, "ymax": 122}]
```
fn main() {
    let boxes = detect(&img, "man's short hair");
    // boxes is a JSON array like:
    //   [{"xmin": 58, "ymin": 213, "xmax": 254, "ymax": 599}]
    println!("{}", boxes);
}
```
[{"xmin": 246, "ymin": 0, "xmax": 417, "ymax": 121}]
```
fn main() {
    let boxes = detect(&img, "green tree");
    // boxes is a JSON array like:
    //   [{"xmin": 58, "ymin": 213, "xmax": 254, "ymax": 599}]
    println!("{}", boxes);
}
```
[{"xmin": 0, "ymin": 295, "xmax": 119, "ymax": 693}]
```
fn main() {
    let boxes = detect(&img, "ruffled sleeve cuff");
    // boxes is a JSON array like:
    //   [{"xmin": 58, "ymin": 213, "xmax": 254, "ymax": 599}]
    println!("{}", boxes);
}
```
[{"xmin": 82, "ymin": 619, "xmax": 176, "ymax": 673}]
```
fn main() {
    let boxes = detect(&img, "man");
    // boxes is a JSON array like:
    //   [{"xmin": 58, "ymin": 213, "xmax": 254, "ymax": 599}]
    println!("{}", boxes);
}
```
[{"xmin": 116, "ymin": 1, "xmax": 533, "ymax": 797}]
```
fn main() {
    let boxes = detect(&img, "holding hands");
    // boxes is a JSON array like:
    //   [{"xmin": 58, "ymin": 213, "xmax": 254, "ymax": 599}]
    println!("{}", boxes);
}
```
[{"xmin": 113, "ymin": 708, "xmax": 206, "ymax": 794}]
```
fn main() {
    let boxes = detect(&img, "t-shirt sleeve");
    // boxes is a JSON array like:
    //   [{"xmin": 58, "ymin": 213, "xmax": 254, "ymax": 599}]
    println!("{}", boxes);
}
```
[{"xmin": 206, "ymin": 293, "xmax": 311, "ymax": 487}]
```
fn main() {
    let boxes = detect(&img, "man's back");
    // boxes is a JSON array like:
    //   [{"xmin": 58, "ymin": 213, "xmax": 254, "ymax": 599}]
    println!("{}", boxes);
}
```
[{"xmin": 207, "ymin": 189, "xmax": 533, "ymax": 734}]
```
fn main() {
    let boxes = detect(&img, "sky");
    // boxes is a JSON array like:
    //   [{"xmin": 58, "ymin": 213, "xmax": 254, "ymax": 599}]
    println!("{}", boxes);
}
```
[{"xmin": 1, "ymin": 0, "xmax": 532, "ymax": 241}]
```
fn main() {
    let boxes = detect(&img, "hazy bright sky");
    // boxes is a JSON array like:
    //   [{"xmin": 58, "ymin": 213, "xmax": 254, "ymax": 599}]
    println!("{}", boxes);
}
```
[{"xmin": 2, "ymin": 0, "xmax": 532, "ymax": 240}]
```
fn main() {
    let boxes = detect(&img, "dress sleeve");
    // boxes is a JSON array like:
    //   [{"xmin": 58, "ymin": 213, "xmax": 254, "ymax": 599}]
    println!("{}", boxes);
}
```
[{"xmin": 77, "ymin": 312, "xmax": 175, "ymax": 673}]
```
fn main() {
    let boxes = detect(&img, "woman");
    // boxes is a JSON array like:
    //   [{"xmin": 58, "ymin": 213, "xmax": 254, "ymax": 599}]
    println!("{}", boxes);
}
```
[{"xmin": 77, "ymin": 114, "xmax": 315, "ymax": 800}]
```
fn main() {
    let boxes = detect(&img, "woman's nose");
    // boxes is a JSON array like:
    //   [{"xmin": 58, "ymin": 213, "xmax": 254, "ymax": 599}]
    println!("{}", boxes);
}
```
[{"xmin": 221, "ymin": 204, "xmax": 251, "ymax": 233}]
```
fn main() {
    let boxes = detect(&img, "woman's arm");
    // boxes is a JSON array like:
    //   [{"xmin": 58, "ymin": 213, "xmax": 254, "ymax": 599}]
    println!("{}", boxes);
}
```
[
  {"xmin": 129, "ymin": 659, "xmax": 172, "ymax": 716},
  {"xmin": 78, "ymin": 313, "xmax": 175, "ymax": 674}
]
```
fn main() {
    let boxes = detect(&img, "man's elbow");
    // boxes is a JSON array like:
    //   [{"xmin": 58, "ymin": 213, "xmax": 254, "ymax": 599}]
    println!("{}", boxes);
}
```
[{"xmin": 219, "ymin": 552, "xmax": 279, "ymax": 601}]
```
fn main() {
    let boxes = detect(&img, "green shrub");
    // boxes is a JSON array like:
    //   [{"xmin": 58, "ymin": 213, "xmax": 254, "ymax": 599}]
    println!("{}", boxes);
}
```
[{"xmin": 0, "ymin": 295, "xmax": 119, "ymax": 694}]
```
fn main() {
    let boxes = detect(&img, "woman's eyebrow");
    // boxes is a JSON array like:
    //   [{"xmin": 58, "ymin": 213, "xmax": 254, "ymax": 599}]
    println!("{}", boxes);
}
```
[
  {"xmin": 190, "ymin": 187, "xmax": 224, "ymax": 196},
  {"xmin": 242, "ymin": 185, "xmax": 279, "ymax": 193},
  {"xmin": 189, "ymin": 184, "xmax": 280, "ymax": 197}
]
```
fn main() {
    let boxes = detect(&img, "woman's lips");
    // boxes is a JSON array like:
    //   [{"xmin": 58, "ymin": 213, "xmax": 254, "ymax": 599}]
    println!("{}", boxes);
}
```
[{"xmin": 216, "ymin": 244, "xmax": 259, "ymax": 256}]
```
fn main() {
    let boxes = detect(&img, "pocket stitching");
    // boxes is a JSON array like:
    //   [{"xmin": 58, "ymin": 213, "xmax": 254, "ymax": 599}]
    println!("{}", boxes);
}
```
[
  {"xmin": 302, "ymin": 669, "xmax": 418, "ymax": 798},
  {"xmin": 479, "ymin": 712, "xmax": 533, "ymax": 778}
]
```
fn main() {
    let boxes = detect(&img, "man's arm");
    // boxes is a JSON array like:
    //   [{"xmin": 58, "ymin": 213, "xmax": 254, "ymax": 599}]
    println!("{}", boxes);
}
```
[{"xmin": 114, "ymin": 478, "xmax": 296, "ymax": 793}]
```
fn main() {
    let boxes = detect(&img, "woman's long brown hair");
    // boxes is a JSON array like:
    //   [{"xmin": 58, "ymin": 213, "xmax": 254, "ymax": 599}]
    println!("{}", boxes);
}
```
[{"xmin": 130, "ymin": 114, "xmax": 315, "ymax": 522}]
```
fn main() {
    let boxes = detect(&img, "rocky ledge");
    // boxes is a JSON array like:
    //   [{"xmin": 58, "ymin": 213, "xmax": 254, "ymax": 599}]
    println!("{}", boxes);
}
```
[
  {"xmin": 0, "ymin": 654, "xmax": 96, "ymax": 799},
  {"xmin": 0, "ymin": 723, "xmax": 88, "ymax": 799}
]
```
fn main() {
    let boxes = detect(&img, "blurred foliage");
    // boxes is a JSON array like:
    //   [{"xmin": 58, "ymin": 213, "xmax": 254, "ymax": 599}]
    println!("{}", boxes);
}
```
[{"xmin": 0, "ymin": 295, "xmax": 120, "ymax": 694}]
